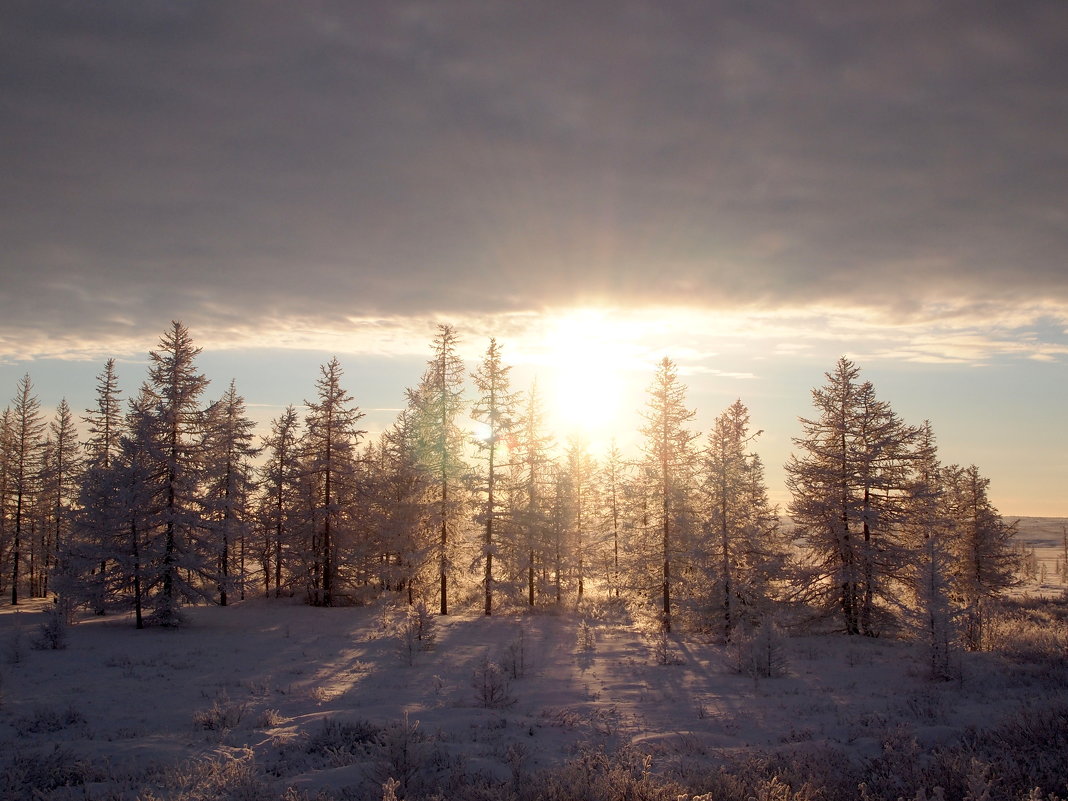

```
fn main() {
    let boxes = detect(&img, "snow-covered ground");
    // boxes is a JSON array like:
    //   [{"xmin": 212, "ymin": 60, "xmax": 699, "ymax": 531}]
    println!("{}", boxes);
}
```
[{"xmin": 1, "ymin": 517, "xmax": 1065, "ymax": 800}]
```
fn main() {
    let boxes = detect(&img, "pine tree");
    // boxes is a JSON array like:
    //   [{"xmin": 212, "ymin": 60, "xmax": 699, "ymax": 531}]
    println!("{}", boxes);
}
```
[
  {"xmin": 701, "ymin": 400, "xmax": 780, "ymax": 641},
  {"xmin": 9, "ymin": 375, "xmax": 45, "ymax": 605},
  {"xmin": 302, "ymin": 358, "xmax": 364, "ymax": 606},
  {"xmin": 902, "ymin": 422, "xmax": 957, "ymax": 678},
  {"xmin": 41, "ymin": 399, "xmax": 81, "ymax": 600},
  {"xmin": 471, "ymin": 338, "xmax": 519, "ymax": 615},
  {"xmin": 258, "ymin": 405, "xmax": 301, "ymax": 597},
  {"xmin": 202, "ymin": 381, "xmax": 259, "ymax": 605},
  {"xmin": 0, "ymin": 408, "xmax": 12, "ymax": 600},
  {"xmin": 943, "ymin": 463, "xmax": 1018, "ymax": 650},
  {"xmin": 640, "ymin": 358, "xmax": 698, "ymax": 633},
  {"xmin": 785, "ymin": 358, "xmax": 920, "ymax": 636},
  {"xmin": 112, "ymin": 388, "xmax": 162, "ymax": 629},
  {"xmin": 83, "ymin": 359, "xmax": 124, "ymax": 469},
  {"xmin": 513, "ymin": 382, "xmax": 554, "ymax": 607},
  {"xmin": 412, "ymin": 325, "xmax": 467, "ymax": 615},
  {"xmin": 144, "ymin": 321, "xmax": 212, "ymax": 626},
  {"xmin": 73, "ymin": 359, "xmax": 125, "ymax": 614},
  {"xmin": 600, "ymin": 440, "xmax": 629, "ymax": 599},
  {"xmin": 564, "ymin": 435, "xmax": 597, "ymax": 602}
]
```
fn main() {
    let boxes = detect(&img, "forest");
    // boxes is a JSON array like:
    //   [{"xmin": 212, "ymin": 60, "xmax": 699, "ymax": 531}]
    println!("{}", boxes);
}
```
[
  {"xmin": 3, "ymin": 320, "xmax": 1067, "ymax": 801},
  {"xmin": 1, "ymin": 320, "xmax": 1025, "ymax": 660}
]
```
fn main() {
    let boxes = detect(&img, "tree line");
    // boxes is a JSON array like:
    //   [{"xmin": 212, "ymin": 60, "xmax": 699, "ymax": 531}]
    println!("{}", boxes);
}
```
[{"xmin": 0, "ymin": 321, "xmax": 1018, "ymax": 658}]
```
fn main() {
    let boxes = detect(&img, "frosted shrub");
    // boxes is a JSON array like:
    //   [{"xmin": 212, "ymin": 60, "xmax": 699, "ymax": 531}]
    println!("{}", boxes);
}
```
[
  {"xmin": 472, "ymin": 655, "xmax": 515, "ymax": 709},
  {"xmin": 577, "ymin": 619, "xmax": 596, "ymax": 652},
  {"xmin": 4, "ymin": 620, "xmax": 26, "ymax": 665},
  {"xmin": 0, "ymin": 748, "xmax": 98, "ymax": 797},
  {"xmin": 397, "ymin": 600, "xmax": 437, "ymax": 666},
  {"xmin": 369, "ymin": 713, "xmax": 427, "ymax": 799},
  {"xmin": 140, "ymin": 748, "xmax": 266, "ymax": 801},
  {"xmin": 650, "ymin": 630, "xmax": 683, "ymax": 666},
  {"xmin": 14, "ymin": 703, "xmax": 86, "ymax": 735},
  {"xmin": 501, "ymin": 622, "xmax": 529, "ymax": 679},
  {"xmin": 306, "ymin": 717, "xmax": 381, "ymax": 762},
  {"xmin": 32, "ymin": 606, "xmax": 67, "ymax": 650},
  {"xmin": 727, "ymin": 620, "xmax": 789, "ymax": 678},
  {"xmin": 192, "ymin": 692, "xmax": 248, "ymax": 731}
]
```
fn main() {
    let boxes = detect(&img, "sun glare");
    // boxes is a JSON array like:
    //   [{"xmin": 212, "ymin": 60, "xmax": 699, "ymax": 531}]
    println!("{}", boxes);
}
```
[{"xmin": 541, "ymin": 310, "xmax": 634, "ymax": 442}]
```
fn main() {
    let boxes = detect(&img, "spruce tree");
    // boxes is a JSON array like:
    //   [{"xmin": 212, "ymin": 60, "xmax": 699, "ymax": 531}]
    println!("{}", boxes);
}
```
[
  {"xmin": 202, "ymin": 380, "xmax": 259, "ymax": 605},
  {"xmin": 9, "ymin": 375, "xmax": 45, "ymax": 605},
  {"xmin": 471, "ymin": 338, "xmax": 519, "ymax": 615},
  {"xmin": 144, "ymin": 321, "xmax": 211, "ymax": 626},
  {"xmin": 73, "ymin": 359, "xmax": 125, "ymax": 614},
  {"xmin": 41, "ymin": 399, "xmax": 81, "ymax": 600},
  {"xmin": 785, "ymin": 358, "xmax": 921, "ymax": 636},
  {"xmin": 943, "ymin": 463, "xmax": 1018, "ymax": 649},
  {"xmin": 302, "ymin": 358, "xmax": 364, "ymax": 606},
  {"xmin": 258, "ymin": 405, "xmax": 301, "ymax": 597},
  {"xmin": 513, "ymin": 381, "xmax": 554, "ymax": 607},
  {"xmin": 413, "ymin": 325, "xmax": 467, "ymax": 615},
  {"xmin": 639, "ymin": 358, "xmax": 697, "ymax": 633},
  {"xmin": 701, "ymin": 400, "xmax": 781, "ymax": 641}
]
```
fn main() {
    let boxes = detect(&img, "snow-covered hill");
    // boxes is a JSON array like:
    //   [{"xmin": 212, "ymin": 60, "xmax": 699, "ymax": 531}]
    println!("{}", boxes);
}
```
[{"xmin": 1, "ymin": 593, "xmax": 1066, "ymax": 800}]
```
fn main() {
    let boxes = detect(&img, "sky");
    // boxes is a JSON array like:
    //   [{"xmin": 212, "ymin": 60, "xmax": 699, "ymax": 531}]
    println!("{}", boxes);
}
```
[{"xmin": 1, "ymin": 1, "xmax": 1066, "ymax": 515}]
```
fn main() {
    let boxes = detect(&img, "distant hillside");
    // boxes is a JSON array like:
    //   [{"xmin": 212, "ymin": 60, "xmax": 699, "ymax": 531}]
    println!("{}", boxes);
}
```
[
  {"xmin": 779, "ymin": 515, "xmax": 1067, "ymax": 549},
  {"xmin": 1011, "ymin": 516, "xmax": 1068, "ymax": 549}
]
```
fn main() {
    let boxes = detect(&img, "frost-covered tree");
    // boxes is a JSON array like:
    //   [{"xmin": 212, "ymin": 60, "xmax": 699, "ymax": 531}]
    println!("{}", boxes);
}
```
[
  {"xmin": 202, "ymin": 381, "xmax": 259, "ymax": 605},
  {"xmin": 83, "ymin": 359, "xmax": 124, "ymax": 470},
  {"xmin": 71, "ymin": 359, "xmax": 125, "ymax": 614},
  {"xmin": 143, "ymin": 321, "xmax": 213, "ymax": 626},
  {"xmin": 301, "ymin": 358, "xmax": 364, "ymax": 606},
  {"xmin": 8, "ymin": 375, "xmax": 45, "ymax": 605},
  {"xmin": 901, "ymin": 422, "xmax": 957, "ymax": 678},
  {"xmin": 0, "ymin": 408, "xmax": 12, "ymax": 600},
  {"xmin": 785, "ymin": 358, "xmax": 921, "ymax": 636},
  {"xmin": 110, "ymin": 389, "xmax": 162, "ymax": 629},
  {"xmin": 599, "ymin": 440, "xmax": 629, "ymax": 599},
  {"xmin": 371, "ymin": 402, "xmax": 434, "ymax": 601},
  {"xmin": 512, "ymin": 381, "xmax": 554, "ymax": 607},
  {"xmin": 412, "ymin": 325, "xmax": 467, "ymax": 615},
  {"xmin": 470, "ymin": 338, "xmax": 519, "ymax": 615},
  {"xmin": 700, "ymin": 400, "xmax": 781, "ymax": 641},
  {"xmin": 640, "ymin": 358, "xmax": 698, "ymax": 633},
  {"xmin": 257, "ymin": 405, "xmax": 301, "ymax": 597},
  {"xmin": 942, "ymin": 463, "xmax": 1018, "ymax": 650},
  {"xmin": 564, "ymin": 435, "xmax": 598, "ymax": 601},
  {"xmin": 40, "ymin": 399, "xmax": 81, "ymax": 599}
]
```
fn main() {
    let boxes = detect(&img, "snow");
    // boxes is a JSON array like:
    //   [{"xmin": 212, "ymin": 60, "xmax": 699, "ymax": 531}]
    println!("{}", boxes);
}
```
[
  {"xmin": 2, "ymin": 571, "xmax": 1067, "ymax": 800},
  {"xmin": 0, "ymin": 517, "xmax": 1062, "ymax": 798}
]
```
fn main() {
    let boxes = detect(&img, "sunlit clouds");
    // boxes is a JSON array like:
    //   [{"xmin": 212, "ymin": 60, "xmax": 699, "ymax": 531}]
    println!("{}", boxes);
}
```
[{"xmin": 0, "ymin": 3, "xmax": 1066, "ymax": 513}]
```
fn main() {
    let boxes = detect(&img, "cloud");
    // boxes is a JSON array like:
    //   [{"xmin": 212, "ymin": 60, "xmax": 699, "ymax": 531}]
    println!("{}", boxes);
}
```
[{"xmin": 1, "ymin": 1, "xmax": 1066, "ymax": 359}]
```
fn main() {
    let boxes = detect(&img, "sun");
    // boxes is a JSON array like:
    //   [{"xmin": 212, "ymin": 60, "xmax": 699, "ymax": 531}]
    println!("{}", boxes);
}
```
[{"xmin": 541, "ymin": 310, "xmax": 633, "ymax": 441}]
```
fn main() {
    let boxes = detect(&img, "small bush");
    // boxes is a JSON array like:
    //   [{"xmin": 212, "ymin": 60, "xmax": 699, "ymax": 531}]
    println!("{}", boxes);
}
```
[
  {"xmin": 32, "ymin": 606, "xmax": 67, "ymax": 650},
  {"xmin": 577, "ymin": 619, "xmax": 596, "ymax": 652},
  {"xmin": 650, "ymin": 630, "xmax": 683, "ymax": 666},
  {"xmin": 306, "ymin": 717, "xmax": 382, "ymax": 760},
  {"xmin": 252, "ymin": 708, "xmax": 286, "ymax": 729},
  {"xmin": 369, "ymin": 713, "xmax": 428, "ymax": 798},
  {"xmin": 3, "ymin": 622, "xmax": 26, "ymax": 665},
  {"xmin": 727, "ymin": 620, "xmax": 789, "ymax": 678},
  {"xmin": 501, "ymin": 622, "xmax": 530, "ymax": 679},
  {"xmin": 397, "ymin": 600, "xmax": 437, "ymax": 666},
  {"xmin": 0, "ymin": 747, "xmax": 99, "ymax": 795},
  {"xmin": 13, "ymin": 703, "xmax": 86, "ymax": 736},
  {"xmin": 192, "ymin": 692, "xmax": 248, "ymax": 731},
  {"xmin": 472, "ymin": 655, "xmax": 516, "ymax": 709}
]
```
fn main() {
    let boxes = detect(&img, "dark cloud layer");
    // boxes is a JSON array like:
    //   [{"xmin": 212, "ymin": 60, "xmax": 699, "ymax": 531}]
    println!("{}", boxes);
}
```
[{"xmin": 2, "ymin": 0, "xmax": 1067, "ymax": 349}]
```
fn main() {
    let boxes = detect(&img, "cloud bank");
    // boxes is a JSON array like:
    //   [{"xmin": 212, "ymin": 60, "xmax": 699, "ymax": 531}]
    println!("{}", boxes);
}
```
[{"xmin": 2, "ymin": 0, "xmax": 1067, "ymax": 360}]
